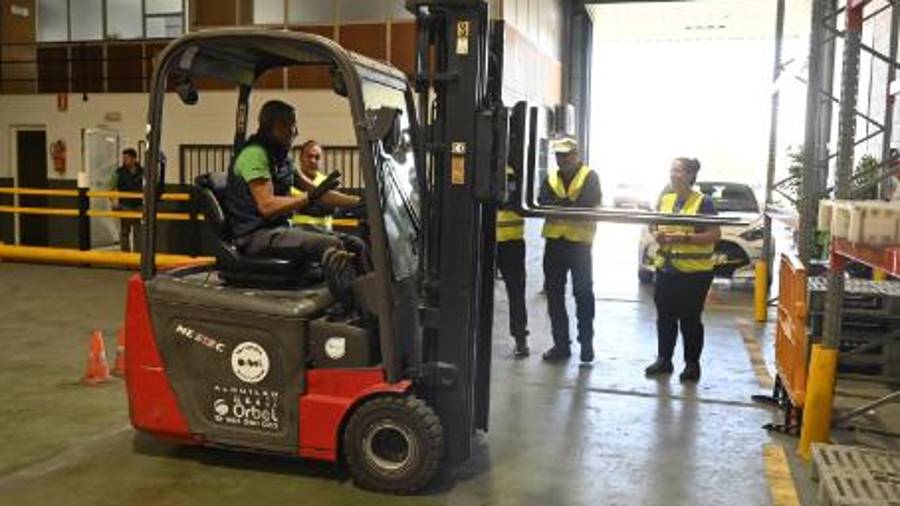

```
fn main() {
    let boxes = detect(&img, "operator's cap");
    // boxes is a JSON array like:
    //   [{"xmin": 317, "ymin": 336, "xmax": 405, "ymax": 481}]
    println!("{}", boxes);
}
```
[{"xmin": 551, "ymin": 136, "xmax": 578, "ymax": 154}]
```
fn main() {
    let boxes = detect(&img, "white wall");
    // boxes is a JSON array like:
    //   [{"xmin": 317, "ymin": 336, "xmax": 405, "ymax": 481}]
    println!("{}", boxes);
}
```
[
  {"xmin": 500, "ymin": 0, "xmax": 563, "ymax": 108},
  {"xmin": 0, "ymin": 89, "xmax": 353, "ymax": 183},
  {"xmin": 503, "ymin": 0, "xmax": 562, "ymax": 60}
]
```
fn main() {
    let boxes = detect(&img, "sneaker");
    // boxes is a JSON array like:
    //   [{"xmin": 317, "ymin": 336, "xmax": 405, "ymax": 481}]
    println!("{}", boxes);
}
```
[
  {"xmin": 579, "ymin": 342, "xmax": 594, "ymax": 363},
  {"xmin": 514, "ymin": 343, "xmax": 530, "ymax": 358},
  {"xmin": 679, "ymin": 363, "xmax": 701, "ymax": 382},
  {"xmin": 541, "ymin": 346, "xmax": 571, "ymax": 361},
  {"xmin": 644, "ymin": 359, "xmax": 674, "ymax": 377}
]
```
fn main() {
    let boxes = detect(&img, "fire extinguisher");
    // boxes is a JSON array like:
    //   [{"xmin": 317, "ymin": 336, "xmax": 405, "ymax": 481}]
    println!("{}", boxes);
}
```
[{"xmin": 50, "ymin": 140, "xmax": 67, "ymax": 175}]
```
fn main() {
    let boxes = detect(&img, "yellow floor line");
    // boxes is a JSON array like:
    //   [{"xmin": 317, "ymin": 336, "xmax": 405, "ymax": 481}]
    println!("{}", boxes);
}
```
[
  {"xmin": 737, "ymin": 318, "xmax": 775, "ymax": 390},
  {"xmin": 763, "ymin": 443, "xmax": 802, "ymax": 506}
]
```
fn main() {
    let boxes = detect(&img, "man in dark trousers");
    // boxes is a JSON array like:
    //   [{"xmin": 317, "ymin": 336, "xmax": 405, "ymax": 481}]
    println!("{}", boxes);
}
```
[
  {"xmin": 496, "ymin": 166, "xmax": 530, "ymax": 357},
  {"xmin": 539, "ymin": 137, "xmax": 601, "ymax": 363},
  {"xmin": 109, "ymin": 148, "xmax": 144, "ymax": 252},
  {"xmin": 222, "ymin": 100, "xmax": 358, "ymax": 276}
]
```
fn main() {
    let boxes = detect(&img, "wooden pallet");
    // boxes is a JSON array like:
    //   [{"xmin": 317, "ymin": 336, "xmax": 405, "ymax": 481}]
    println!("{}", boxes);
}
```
[{"xmin": 811, "ymin": 444, "xmax": 900, "ymax": 506}]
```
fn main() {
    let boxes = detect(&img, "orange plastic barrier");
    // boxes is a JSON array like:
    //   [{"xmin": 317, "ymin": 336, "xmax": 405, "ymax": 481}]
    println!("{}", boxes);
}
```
[{"xmin": 775, "ymin": 253, "xmax": 810, "ymax": 407}]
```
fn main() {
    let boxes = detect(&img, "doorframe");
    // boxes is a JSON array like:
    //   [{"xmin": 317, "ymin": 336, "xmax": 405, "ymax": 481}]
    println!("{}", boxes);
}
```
[{"xmin": 9, "ymin": 125, "xmax": 48, "ymax": 245}]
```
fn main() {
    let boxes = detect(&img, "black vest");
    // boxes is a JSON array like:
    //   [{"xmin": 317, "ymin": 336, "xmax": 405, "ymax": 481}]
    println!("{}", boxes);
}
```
[
  {"xmin": 223, "ymin": 136, "xmax": 295, "ymax": 238},
  {"xmin": 115, "ymin": 165, "xmax": 144, "ymax": 209}
]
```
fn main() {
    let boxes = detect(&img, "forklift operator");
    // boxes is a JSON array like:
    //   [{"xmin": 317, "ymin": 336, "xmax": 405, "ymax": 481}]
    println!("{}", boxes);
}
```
[{"xmin": 223, "ymin": 100, "xmax": 357, "ymax": 273}]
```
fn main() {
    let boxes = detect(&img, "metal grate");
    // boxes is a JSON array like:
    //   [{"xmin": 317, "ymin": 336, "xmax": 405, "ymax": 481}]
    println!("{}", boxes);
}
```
[
  {"xmin": 178, "ymin": 144, "xmax": 362, "ymax": 189},
  {"xmin": 812, "ymin": 444, "xmax": 900, "ymax": 506},
  {"xmin": 809, "ymin": 277, "xmax": 900, "ymax": 318}
]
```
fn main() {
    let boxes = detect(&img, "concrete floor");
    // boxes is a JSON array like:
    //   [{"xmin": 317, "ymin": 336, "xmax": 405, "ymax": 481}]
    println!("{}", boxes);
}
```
[{"xmin": 0, "ymin": 223, "xmax": 896, "ymax": 505}]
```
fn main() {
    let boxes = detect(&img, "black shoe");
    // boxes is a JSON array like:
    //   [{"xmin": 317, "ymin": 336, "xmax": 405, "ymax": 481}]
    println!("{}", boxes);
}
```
[
  {"xmin": 580, "ymin": 342, "xmax": 594, "ymax": 363},
  {"xmin": 513, "ymin": 336, "xmax": 530, "ymax": 358},
  {"xmin": 679, "ymin": 363, "xmax": 701, "ymax": 383},
  {"xmin": 541, "ymin": 346, "xmax": 571, "ymax": 361},
  {"xmin": 644, "ymin": 359, "xmax": 674, "ymax": 377}
]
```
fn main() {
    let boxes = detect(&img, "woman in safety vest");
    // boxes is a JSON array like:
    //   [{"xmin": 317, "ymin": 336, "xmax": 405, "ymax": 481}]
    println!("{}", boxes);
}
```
[{"xmin": 644, "ymin": 157, "xmax": 720, "ymax": 382}]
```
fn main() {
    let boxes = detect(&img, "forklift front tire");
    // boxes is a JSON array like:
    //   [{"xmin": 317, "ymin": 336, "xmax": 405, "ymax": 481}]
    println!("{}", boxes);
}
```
[{"xmin": 343, "ymin": 395, "xmax": 444, "ymax": 494}]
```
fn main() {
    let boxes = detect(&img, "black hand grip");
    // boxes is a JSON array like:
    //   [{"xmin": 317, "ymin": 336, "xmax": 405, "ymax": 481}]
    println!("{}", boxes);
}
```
[{"xmin": 308, "ymin": 170, "xmax": 341, "ymax": 202}]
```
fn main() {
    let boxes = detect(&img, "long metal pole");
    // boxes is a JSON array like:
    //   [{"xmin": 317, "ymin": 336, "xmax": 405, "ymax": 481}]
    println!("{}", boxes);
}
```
[
  {"xmin": 800, "ymin": 0, "xmax": 827, "ymax": 264},
  {"xmin": 762, "ymin": 0, "xmax": 786, "ymax": 293},
  {"xmin": 879, "ymin": 3, "xmax": 900, "ymax": 200},
  {"xmin": 818, "ymin": 0, "xmax": 839, "ymax": 196},
  {"xmin": 823, "ymin": 4, "xmax": 864, "ymax": 349}
]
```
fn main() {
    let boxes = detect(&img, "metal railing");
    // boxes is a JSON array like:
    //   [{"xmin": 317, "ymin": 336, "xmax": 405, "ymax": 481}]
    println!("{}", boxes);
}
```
[
  {"xmin": 0, "ymin": 186, "xmax": 210, "ymax": 268},
  {"xmin": 178, "ymin": 144, "xmax": 362, "ymax": 188}
]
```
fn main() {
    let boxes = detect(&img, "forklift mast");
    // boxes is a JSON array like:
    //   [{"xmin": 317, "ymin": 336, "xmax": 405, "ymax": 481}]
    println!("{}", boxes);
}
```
[{"xmin": 408, "ymin": 0, "xmax": 508, "ymax": 464}]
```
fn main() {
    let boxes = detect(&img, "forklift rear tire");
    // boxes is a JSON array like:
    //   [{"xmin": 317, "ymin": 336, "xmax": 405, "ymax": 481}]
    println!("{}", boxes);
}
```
[{"xmin": 343, "ymin": 395, "xmax": 444, "ymax": 494}]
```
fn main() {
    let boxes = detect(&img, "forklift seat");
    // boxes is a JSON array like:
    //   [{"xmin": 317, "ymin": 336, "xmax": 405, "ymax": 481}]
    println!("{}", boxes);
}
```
[{"xmin": 194, "ymin": 172, "xmax": 320, "ymax": 289}]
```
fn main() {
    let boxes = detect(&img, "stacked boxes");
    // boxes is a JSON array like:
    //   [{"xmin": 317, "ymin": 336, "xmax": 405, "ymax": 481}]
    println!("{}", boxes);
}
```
[
  {"xmin": 808, "ymin": 277, "xmax": 900, "ymax": 381},
  {"xmin": 818, "ymin": 199, "xmax": 900, "ymax": 246}
]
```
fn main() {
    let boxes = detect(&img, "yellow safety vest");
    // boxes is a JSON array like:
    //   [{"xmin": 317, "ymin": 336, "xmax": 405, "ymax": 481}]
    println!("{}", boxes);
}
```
[
  {"xmin": 291, "ymin": 171, "xmax": 333, "ymax": 231},
  {"xmin": 497, "ymin": 209, "xmax": 524, "ymax": 242},
  {"xmin": 541, "ymin": 165, "xmax": 597, "ymax": 243},
  {"xmin": 654, "ymin": 191, "xmax": 715, "ymax": 273}
]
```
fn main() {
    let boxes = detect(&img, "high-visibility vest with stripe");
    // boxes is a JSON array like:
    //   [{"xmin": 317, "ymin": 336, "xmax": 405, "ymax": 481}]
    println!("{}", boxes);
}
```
[
  {"xmin": 541, "ymin": 165, "xmax": 597, "ymax": 243},
  {"xmin": 497, "ymin": 209, "xmax": 524, "ymax": 242},
  {"xmin": 654, "ymin": 191, "xmax": 715, "ymax": 273},
  {"xmin": 291, "ymin": 171, "xmax": 333, "ymax": 231}
]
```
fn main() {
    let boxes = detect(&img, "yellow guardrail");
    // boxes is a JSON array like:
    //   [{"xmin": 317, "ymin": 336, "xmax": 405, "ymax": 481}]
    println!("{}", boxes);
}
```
[
  {"xmin": 0, "ymin": 186, "xmax": 358, "ymax": 270},
  {"xmin": 0, "ymin": 187, "xmax": 190, "ymax": 201},
  {"xmin": 0, "ymin": 244, "xmax": 214, "ymax": 269},
  {"xmin": 0, "ymin": 205, "xmax": 195, "ymax": 221}
]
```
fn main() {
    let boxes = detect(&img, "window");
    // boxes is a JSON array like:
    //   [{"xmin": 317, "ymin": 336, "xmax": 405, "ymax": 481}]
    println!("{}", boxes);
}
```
[
  {"xmin": 145, "ymin": 0, "xmax": 184, "ymax": 38},
  {"xmin": 145, "ymin": 0, "xmax": 182, "ymax": 15},
  {"xmin": 107, "ymin": 0, "xmax": 143, "ymax": 40},
  {"xmin": 71, "ymin": 0, "xmax": 103, "ymax": 41},
  {"xmin": 340, "ymin": 0, "xmax": 387, "ymax": 22},
  {"xmin": 698, "ymin": 183, "xmax": 759, "ymax": 213},
  {"xmin": 146, "ymin": 15, "xmax": 183, "ymax": 38},
  {"xmin": 36, "ymin": 0, "xmax": 185, "ymax": 42},
  {"xmin": 254, "ymin": 0, "xmax": 285, "ymax": 24},
  {"xmin": 389, "ymin": 0, "xmax": 414, "ymax": 21},
  {"xmin": 288, "ymin": 0, "xmax": 334, "ymax": 24},
  {"xmin": 38, "ymin": 0, "xmax": 68, "ymax": 42}
]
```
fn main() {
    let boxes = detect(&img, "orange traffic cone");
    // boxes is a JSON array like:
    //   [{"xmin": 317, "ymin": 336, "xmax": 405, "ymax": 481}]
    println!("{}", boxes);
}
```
[
  {"xmin": 111, "ymin": 327, "xmax": 126, "ymax": 378},
  {"xmin": 82, "ymin": 330, "xmax": 112, "ymax": 385}
]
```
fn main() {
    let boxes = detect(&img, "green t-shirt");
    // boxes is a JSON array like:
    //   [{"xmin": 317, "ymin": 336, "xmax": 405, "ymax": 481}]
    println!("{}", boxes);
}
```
[{"xmin": 233, "ymin": 145, "xmax": 270, "ymax": 183}]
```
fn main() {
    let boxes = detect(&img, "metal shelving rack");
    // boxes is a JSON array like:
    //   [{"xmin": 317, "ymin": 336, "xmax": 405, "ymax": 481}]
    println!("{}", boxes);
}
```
[{"xmin": 766, "ymin": 0, "xmax": 900, "ymax": 455}]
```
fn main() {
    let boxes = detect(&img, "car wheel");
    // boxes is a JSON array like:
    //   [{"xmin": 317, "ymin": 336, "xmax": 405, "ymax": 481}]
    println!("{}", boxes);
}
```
[
  {"xmin": 713, "ymin": 241, "xmax": 749, "ymax": 278},
  {"xmin": 343, "ymin": 395, "xmax": 443, "ymax": 494}
]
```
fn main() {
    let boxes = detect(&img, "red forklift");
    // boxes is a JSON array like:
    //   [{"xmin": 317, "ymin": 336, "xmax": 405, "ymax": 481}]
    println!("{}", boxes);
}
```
[{"xmin": 126, "ymin": 0, "xmax": 740, "ymax": 494}]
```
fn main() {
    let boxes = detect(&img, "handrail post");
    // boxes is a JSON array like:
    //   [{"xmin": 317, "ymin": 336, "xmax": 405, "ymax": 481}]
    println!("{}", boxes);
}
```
[
  {"xmin": 77, "ymin": 172, "xmax": 90, "ymax": 251},
  {"xmin": 189, "ymin": 187, "xmax": 200, "ymax": 257}
]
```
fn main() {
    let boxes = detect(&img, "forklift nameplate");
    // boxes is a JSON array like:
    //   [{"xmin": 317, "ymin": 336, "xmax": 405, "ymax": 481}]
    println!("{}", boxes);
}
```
[
  {"xmin": 209, "ymin": 383, "xmax": 282, "ymax": 432},
  {"xmin": 456, "ymin": 21, "xmax": 470, "ymax": 55},
  {"xmin": 451, "ymin": 142, "xmax": 466, "ymax": 185}
]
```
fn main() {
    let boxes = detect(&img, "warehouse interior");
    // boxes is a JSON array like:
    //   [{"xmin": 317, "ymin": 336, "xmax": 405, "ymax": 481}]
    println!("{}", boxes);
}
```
[{"xmin": 0, "ymin": 1, "xmax": 899, "ymax": 505}]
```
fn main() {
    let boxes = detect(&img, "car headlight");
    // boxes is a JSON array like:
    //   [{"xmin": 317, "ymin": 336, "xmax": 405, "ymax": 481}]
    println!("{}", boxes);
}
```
[{"xmin": 739, "ymin": 226, "xmax": 765, "ymax": 242}]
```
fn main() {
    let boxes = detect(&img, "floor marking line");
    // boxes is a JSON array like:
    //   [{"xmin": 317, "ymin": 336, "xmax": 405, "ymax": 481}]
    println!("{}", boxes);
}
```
[
  {"xmin": 763, "ymin": 443, "xmax": 802, "ymax": 506},
  {"xmin": 525, "ymin": 381, "xmax": 768, "ymax": 410},
  {"xmin": 737, "ymin": 318, "xmax": 776, "ymax": 390},
  {"xmin": 0, "ymin": 424, "xmax": 132, "ymax": 490}
]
